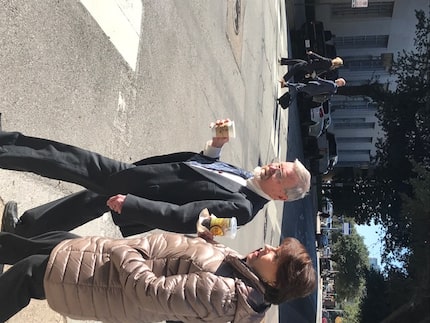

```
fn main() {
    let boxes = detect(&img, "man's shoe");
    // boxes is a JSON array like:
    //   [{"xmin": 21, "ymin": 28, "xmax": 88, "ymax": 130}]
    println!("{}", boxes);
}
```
[{"xmin": 1, "ymin": 201, "xmax": 19, "ymax": 233}]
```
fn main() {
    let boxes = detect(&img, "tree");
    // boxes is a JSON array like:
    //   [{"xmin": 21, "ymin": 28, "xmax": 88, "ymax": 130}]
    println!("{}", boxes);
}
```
[
  {"xmin": 359, "ymin": 269, "xmax": 390, "ymax": 323},
  {"xmin": 335, "ymin": 7, "xmax": 430, "ymax": 322},
  {"xmin": 337, "ymin": 8, "xmax": 430, "ymax": 261},
  {"xmin": 381, "ymin": 163, "xmax": 430, "ymax": 322},
  {"xmin": 356, "ymin": 164, "xmax": 430, "ymax": 322},
  {"xmin": 331, "ymin": 226, "xmax": 369, "ymax": 300},
  {"xmin": 373, "ymin": 8, "xmax": 430, "ymax": 266}
]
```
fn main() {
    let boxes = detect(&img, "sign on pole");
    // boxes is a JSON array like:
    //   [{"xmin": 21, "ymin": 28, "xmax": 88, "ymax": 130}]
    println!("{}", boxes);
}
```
[{"xmin": 352, "ymin": 0, "xmax": 368, "ymax": 8}]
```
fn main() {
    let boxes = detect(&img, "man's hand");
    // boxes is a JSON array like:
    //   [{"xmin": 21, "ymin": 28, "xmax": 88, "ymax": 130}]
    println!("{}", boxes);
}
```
[
  {"xmin": 107, "ymin": 194, "xmax": 126, "ymax": 214},
  {"xmin": 211, "ymin": 136, "xmax": 229, "ymax": 148},
  {"xmin": 279, "ymin": 79, "xmax": 287, "ymax": 88}
]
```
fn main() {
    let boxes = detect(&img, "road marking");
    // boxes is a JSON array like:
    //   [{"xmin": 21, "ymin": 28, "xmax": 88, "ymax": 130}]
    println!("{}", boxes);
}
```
[
  {"xmin": 80, "ymin": 0, "xmax": 142, "ymax": 71},
  {"xmin": 113, "ymin": 91, "xmax": 132, "ymax": 145}
]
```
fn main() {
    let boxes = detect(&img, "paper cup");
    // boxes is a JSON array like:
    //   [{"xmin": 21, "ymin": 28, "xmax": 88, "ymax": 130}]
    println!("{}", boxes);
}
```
[
  {"xmin": 211, "ymin": 120, "xmax": 236, "ymax": 138},
  {"xmin": 197, "ymin": 209, "xmax": 238, "ymax": 239},
  {"xmin": 208, "ymin": 217, "xmax": 237, "ymax": 238}
]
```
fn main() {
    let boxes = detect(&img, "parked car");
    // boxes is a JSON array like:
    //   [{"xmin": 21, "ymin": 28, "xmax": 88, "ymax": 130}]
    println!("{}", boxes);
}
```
[
  {"xmin": 299, "ymin": 93, "xmax": 332, "ymax": 138},
  {"xmin": 321, "ymin": 196, "xmax": 334, "ymax": 217},
  {"xmin": 307, "ymin": 104, "xmax": 325, "ymax": 137},
  {"xmin": 316, "ymin": 231, "xmax": 329, "ymax": 248},
  {"xmin": 306, "ymin": 131, "xmax": 338, "ymax": 175},
  {"xmin": 303, "ymin": 135, "xmax": 321, "ymax": 162},
  {"xmin": 316, "ymin": 131, "xmax": 338, "ymax": 174},
  {"xmin": 308, "ymin": 101, "xmax": 332, "ymax": 137},
  {"xmin": 322, "ymin": 101, "xmax": 331, "ymax": 131}
]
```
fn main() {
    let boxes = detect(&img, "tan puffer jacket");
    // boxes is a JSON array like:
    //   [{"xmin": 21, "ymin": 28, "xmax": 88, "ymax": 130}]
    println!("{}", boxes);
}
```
[{"xmin": 44, "ymin": 232, "xmax": 270, "ymax": 322}]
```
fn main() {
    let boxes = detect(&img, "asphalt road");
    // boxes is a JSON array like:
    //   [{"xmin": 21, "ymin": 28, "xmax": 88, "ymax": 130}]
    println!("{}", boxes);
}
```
[
  {"xmin": 0, "ymin": 1, "xmax": 317, "ymax": 322},
  {"xmin": 280, "ymin": 98, "xmax": 319, "ymax": 323}
]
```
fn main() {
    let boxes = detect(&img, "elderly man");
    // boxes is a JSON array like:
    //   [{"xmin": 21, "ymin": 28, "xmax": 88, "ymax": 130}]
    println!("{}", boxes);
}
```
[
  {"xmin": 278, "ymin": 77, "xmax": 346, "ymax": 109},
  {"xmin": 0, "ymin": 121, "xmax": 310, "ymax": 237}
]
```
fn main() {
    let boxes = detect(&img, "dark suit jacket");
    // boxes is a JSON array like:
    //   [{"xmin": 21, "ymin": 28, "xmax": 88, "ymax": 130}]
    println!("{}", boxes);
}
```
[
  {"xmin": 107, "ymin": 152, "xmax": 268, "ymax": 236},
  {"xmin": 0, "ymin": 131, "xmax": 268, "ymax": 237},
  {"xmin": 297, "ymin": 78, "xmax": 337, "ymax": 97}
]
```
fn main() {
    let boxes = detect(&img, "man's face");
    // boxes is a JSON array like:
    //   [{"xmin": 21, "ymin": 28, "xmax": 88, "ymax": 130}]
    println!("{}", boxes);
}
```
[{"xmin": 257, "ymin": 162, "xmax": 299, "ymax": 200}]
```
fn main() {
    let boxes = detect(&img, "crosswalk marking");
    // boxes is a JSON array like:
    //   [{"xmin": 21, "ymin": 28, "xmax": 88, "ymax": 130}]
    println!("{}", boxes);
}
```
[{"xmin": 80, "ymin": 0, "xmax": 142, "ymax": 71}]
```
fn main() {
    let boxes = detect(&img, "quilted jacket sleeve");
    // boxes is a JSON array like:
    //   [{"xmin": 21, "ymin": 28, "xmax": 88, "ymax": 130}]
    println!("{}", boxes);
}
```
[{"xmin": 110, "ymin": 244, "xmax": 239, "ymax": 322}]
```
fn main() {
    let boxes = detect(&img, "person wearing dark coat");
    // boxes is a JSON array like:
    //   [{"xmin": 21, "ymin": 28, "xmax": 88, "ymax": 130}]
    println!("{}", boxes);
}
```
[
  {"xmin": 279, "ymin": 51, "xmax": 343, "ymax": 85},
  {"xmin": 277, "ymin": 77, "xmax": 346, "ymax": 109},
  {"xmin": 290, "ymin": 77, "xmax": 346, "ymax": 97},
  {"xmin": 0, "ymin": 120, "xmax": 311, "ymax": 238}
]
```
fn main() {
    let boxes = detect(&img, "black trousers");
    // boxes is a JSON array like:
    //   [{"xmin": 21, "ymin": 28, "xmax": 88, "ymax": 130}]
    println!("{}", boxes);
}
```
[
  {"xmin": 280, "ymin": 58, "xmax": 306, "ymax": 66},
  {"xmin": 0, "ymin": 231, "xmax": 78, "ymax": 321},
  {"xmin": 282, "ymin": 60, "xmax": 311, "ymax": 83},
  {"xmin": 0, "ymin": 131, "xmax": 133, "ymax": 237}
]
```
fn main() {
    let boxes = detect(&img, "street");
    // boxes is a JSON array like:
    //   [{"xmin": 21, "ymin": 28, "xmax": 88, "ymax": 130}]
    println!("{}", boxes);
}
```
[{"xmin": 0, "ymin": 1, "xmax": 317, "ymax": 322}]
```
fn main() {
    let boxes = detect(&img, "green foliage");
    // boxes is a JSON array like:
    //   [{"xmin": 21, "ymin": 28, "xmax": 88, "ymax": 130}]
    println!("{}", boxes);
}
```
[
  {"xmin": 331, "ymin": 226, "xmax": 369, "ymax": 300},
  {"xmin": 357, "ymin": 164, "xmax": 430, "ymax": 322},
  {"xmin": 335, "ymin": 8, "xmax": 430, "ymax": 266},
  {"xmin": 359, "ymin": 269, "xmax": 390, "ymax": 323},
  {"xmin": 341, "ymin": 300, "xmax": 361, "ymax": 323},
  {"xmin": 398, "ymin": 163, "xmax": 430, "ymax": 307},
  {"xmin": 332, "ymin": 8, "xmax": 430, "ymax": 322}
]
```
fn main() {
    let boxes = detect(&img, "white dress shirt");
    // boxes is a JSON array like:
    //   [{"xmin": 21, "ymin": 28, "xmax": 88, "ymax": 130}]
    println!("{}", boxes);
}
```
[{"xmin": 202, "ymin": 141, "xmax": 272, "ymax": 201}]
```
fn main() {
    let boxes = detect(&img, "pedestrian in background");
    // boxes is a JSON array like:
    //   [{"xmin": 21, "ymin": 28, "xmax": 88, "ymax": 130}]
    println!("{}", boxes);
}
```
[
  {"xmin": 278, "ymin": 77, "xmax": 346, "ymax": 109},
  {"xmin": 279, "ymin": 51, "xmax": 343, "ymax": 86}
]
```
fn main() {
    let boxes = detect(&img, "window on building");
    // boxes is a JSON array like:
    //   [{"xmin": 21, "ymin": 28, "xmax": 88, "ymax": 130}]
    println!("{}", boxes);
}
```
[
  {"xmin": 343, "ymin": 56, "xmax": 385, "ymax": 71},
  {"xmin": 334, "ymin": 122, "xmax": 375, "ymax": 129},
  {"xmin": 337, "ymin": 161, "xmax": 371, "ymax": 167},
  {"xmin": 333, "ymin": 117, "xmax": 367, "ymax": 123},
  {"xmin": 339, "ymin": 149, "xmax": 371, "ymax": 155},
  {"xmin": 332, "ymin": 103, "xmax": 377, "ymax": 111},
  {"xmin": 331, "ymin": 1, "xmax": 394, "ymax": 18},
  {"xmin": 334, "ymin": 35, "xmax": 389, "ymax": 49},
  {"xmin": 337, "ymin": 137, "xmax": 373, "ymax": 143}
]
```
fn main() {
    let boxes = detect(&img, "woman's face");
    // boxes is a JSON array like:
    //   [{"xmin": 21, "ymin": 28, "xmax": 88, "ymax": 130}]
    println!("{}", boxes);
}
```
[{"xmin": 246, "ymin": 244, "xmax": 280, "ymax": 286}]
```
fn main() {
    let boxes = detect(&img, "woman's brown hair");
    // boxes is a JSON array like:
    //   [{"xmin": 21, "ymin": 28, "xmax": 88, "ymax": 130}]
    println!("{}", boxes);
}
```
[{"xmin": 264, "ymin": 237, "xmax": 317, "ymax": 304}]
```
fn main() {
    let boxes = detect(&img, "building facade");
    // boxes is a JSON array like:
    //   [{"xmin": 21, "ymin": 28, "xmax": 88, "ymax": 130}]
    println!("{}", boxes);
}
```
[{"xmin": 312, "ymin": 0, "xmax": 428, "ymax": 169}]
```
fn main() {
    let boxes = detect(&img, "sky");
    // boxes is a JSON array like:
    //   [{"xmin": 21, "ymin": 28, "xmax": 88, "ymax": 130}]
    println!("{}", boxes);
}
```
[{"xmin": 356, "ymin": 221, "xmax": 384, "ymax": 268}]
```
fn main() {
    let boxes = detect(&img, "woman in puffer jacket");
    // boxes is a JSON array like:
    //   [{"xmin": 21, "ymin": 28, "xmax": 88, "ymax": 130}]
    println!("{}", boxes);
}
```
[{"xmin": 0, "ymin": 230, "xmax": 316, "ymax": 322}]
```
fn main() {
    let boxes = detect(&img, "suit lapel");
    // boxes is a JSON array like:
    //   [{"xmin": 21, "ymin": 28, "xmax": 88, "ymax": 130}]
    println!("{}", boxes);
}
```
[
  {"xmin": 183, "ymin": 162, "xmax": 270, "ymax": 211},
  {"xmin": 186, "ymin": 164, "xmax": 243, "ymax": 192}
]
